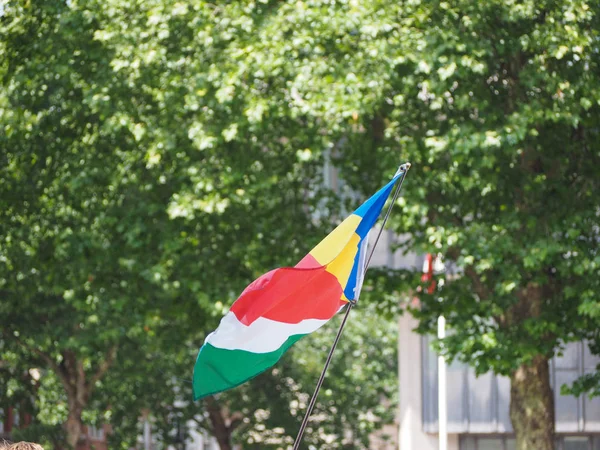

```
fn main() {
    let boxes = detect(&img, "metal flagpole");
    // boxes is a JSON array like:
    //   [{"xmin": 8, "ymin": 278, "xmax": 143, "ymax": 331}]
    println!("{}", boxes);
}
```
[
  {"xmin": 438, "ymin": 315, "xmax": 448, "ymax": 450},
  {"xmin": 292, "ymin": 162, "xmax": 411, "ymax": 450}
]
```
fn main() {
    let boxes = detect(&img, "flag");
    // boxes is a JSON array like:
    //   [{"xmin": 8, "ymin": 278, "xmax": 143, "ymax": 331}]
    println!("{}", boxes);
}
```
[{"xmin": 192, "ymin": 174, "xmax": 401, "ymax": 400}]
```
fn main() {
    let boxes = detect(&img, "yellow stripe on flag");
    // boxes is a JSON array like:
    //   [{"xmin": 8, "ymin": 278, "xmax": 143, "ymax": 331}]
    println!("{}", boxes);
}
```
[
  {"xmin": 308, "ymin": 214, "xmax": 362, "ymax": 265},
  {"xmin": 325, "ymin": 233, "xmax": 360, "ymax": 294}
]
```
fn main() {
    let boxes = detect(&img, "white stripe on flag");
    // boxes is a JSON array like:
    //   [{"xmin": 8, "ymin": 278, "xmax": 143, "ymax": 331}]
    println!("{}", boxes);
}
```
[
  {"xmin": 353, "ymin": 230, "xmax": 370, "ymax": 300},
  {"xmin": 206, "ymin": 312, "xmax": 329, "ymax": 353}
]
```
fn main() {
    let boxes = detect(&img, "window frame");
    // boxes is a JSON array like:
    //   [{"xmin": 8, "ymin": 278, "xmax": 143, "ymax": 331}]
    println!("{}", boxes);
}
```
[{"xmin": 87, "ymin": 424, "xmax": 105, "ymax": 441}]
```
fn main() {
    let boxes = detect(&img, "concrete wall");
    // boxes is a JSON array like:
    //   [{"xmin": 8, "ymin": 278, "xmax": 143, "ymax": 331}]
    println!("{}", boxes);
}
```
[{"xmin": 398, "ymin": 312, "xmax": 459, "ymax": 450}]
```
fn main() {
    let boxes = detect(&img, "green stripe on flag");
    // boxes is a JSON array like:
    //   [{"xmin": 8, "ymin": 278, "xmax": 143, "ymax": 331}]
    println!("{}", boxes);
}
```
[{"xmin": 193, "ymin": 333, "xmax": 307, "ymax": 400}]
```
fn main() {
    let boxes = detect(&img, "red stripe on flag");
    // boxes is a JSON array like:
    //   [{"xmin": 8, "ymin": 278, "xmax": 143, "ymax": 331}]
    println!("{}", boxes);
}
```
[{"xmin": 230, "ymin": 266, "xmax": 346, "ymax": 326}]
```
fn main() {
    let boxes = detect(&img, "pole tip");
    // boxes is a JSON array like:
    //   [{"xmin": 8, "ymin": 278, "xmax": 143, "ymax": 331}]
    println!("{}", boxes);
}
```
[{"xmin": 395, "ymin": 162, "xmax": 411, "ymax": 176}]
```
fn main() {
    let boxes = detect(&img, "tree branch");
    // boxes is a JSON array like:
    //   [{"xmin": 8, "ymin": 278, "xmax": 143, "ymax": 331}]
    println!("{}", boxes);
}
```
[
  {"xmin": 76, "ymin": 359, "xmax": 87, "ymax": 405},
  {"xmin": 87, "ymin": 345, "xmax": 118, "ymax": 392},
  {"xmin": 463, "ymin": 266, "xmax": 508, "ymax": 327},
  {"xmin": 7, "ymin": 332, "xmax": 73, "ymax": 394},
  {"xmin": 228, "ymin": 411, "xmax": 244, "ymax": 433},
  {"xmin": 464, "ymin": 266, "xmax": 492, "ymax": 301}
]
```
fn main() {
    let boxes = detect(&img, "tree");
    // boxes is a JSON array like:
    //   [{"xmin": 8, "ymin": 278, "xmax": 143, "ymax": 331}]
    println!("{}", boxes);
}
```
[
  {"xmin": 0, "ymin": 0, "xmax": 325, "ymax": 446},
  {"xmin": 191, "ymin": 0, "xmax": 598, "ymax": 448},
  {"xmin": 6, "ymin": 1, "xmax": 597, "ymax": 449},
  {"xmin": 334, "ymin": 1, "xmax": 600, "ymax": 449},
  {"xmin": 566, "ymin": 304, "xmax": 600, "ymax": 399}
]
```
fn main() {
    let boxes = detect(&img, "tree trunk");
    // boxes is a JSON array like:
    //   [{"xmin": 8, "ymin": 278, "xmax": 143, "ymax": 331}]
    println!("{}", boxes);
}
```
[
  {"xmin": 9, "ymin": 335, "xmax": 117, "ymax": 450},
  {"xmin": 205, "ymin": 396, "xmax": 234, "ymax": 450},
  {"xmin": 65, "ymin": 401, "xmax": 84, "ymax": 449},
  {"xmin": 509, "ymin": 355, "xmax": 555, "ymax": 450},
  {"xmin": 208, "ymin": 412, "xmax": 232, "ymax": 450}
]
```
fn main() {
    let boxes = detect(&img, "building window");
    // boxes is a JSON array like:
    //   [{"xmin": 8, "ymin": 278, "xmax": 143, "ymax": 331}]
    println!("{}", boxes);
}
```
[
  {"xmin": 461, "ymin": 436, "xmax": 513, "ymax": 450},
  {"xmin": 424, "ymin": 339, "xmax": 600, "ymax": 433},
  {"xmin": 478, "ymin": 438, "xmax": 504, "ymax": 450},
  {"xmin": 88, "ymin": 425, "xmax": 104, "ymax": 440},
  {"xmin": 461, "ymin": 436, "xmax": 600, "ymax": 450},
  {"xmin": 563, "ymin": 436, "xmax": 589, "ymax": 450}
]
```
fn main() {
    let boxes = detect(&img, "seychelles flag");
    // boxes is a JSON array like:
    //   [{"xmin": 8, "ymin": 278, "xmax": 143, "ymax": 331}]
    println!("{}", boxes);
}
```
[{"xmin": 192, "ymin": 174, "xmax": 401, "ymax": 400}]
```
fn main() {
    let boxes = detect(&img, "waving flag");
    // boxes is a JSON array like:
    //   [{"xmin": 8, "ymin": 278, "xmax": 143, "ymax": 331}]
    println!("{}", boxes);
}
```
[{"xmin": 192, "ymin": 174, "xmax": 401, "ymax": 400}]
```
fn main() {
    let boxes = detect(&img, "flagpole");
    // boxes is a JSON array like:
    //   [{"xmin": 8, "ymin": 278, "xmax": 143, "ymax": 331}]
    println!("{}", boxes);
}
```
[
  {"xmin": 438, "ymin": 315, "xmax": 448, "ymax": 450},
  {"xmin": 292, "ymin": 162, "xmax": 411, "ymax": 450}
]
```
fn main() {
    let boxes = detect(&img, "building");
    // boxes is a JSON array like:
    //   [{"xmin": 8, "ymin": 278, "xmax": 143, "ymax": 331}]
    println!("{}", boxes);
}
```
[
  {"xmin": 75, "ymin": 425, "xmax": 110, "ymax": 450},
  {"xmin": 364, "ymin": 223, "xmax": 600, "ymax": 450},
  {"xmin": 0, "ymin": 407, "xmax": 31, "ymax": 439},
  {"xmin": 399, "ymin": 311, "xmax": 600, "ymax": 450},
  {"xmin": 391, "ymin": 253, "xmax": 600, "ymax": 450}
]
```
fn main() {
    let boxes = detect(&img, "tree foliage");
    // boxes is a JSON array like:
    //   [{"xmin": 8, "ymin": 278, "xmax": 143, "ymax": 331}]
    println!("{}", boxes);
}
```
[
  {"xmin": 162, "ymin": 0, "xmax": 599, "ymax": 447},
  {"xmin": 0, "ymin": 0, "xmax": 398, "ymax": 447},
  {"xmin": 3, "ymin": 0, "xmax": 599, "ymax": 448},
  {"xmin": 332, "ymin": 1, "xmax": 600, "ymax": 448},
  {"xmin": 0, "ymin": 0, "xmax": 326, "ymax": 446}
]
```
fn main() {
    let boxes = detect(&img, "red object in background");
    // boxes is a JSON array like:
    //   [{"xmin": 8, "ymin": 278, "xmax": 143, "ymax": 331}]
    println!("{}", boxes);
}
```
[
  {"xmin": 421, "ymin": 253, "xmax": 437, "ymax": 294},
  {"xmin": 411, "ymin": 253, "xmax": 437, "ymax": 308},
  {"xmin": 5, "ymin": 407, "xmax": 13, "ymax": 433}
]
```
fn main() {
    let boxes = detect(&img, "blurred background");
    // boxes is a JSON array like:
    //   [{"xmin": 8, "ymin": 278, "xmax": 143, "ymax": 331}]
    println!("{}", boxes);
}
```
[{"xmin": 1, "ymin": 0, "xmax": 599, "ymax": 449}]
